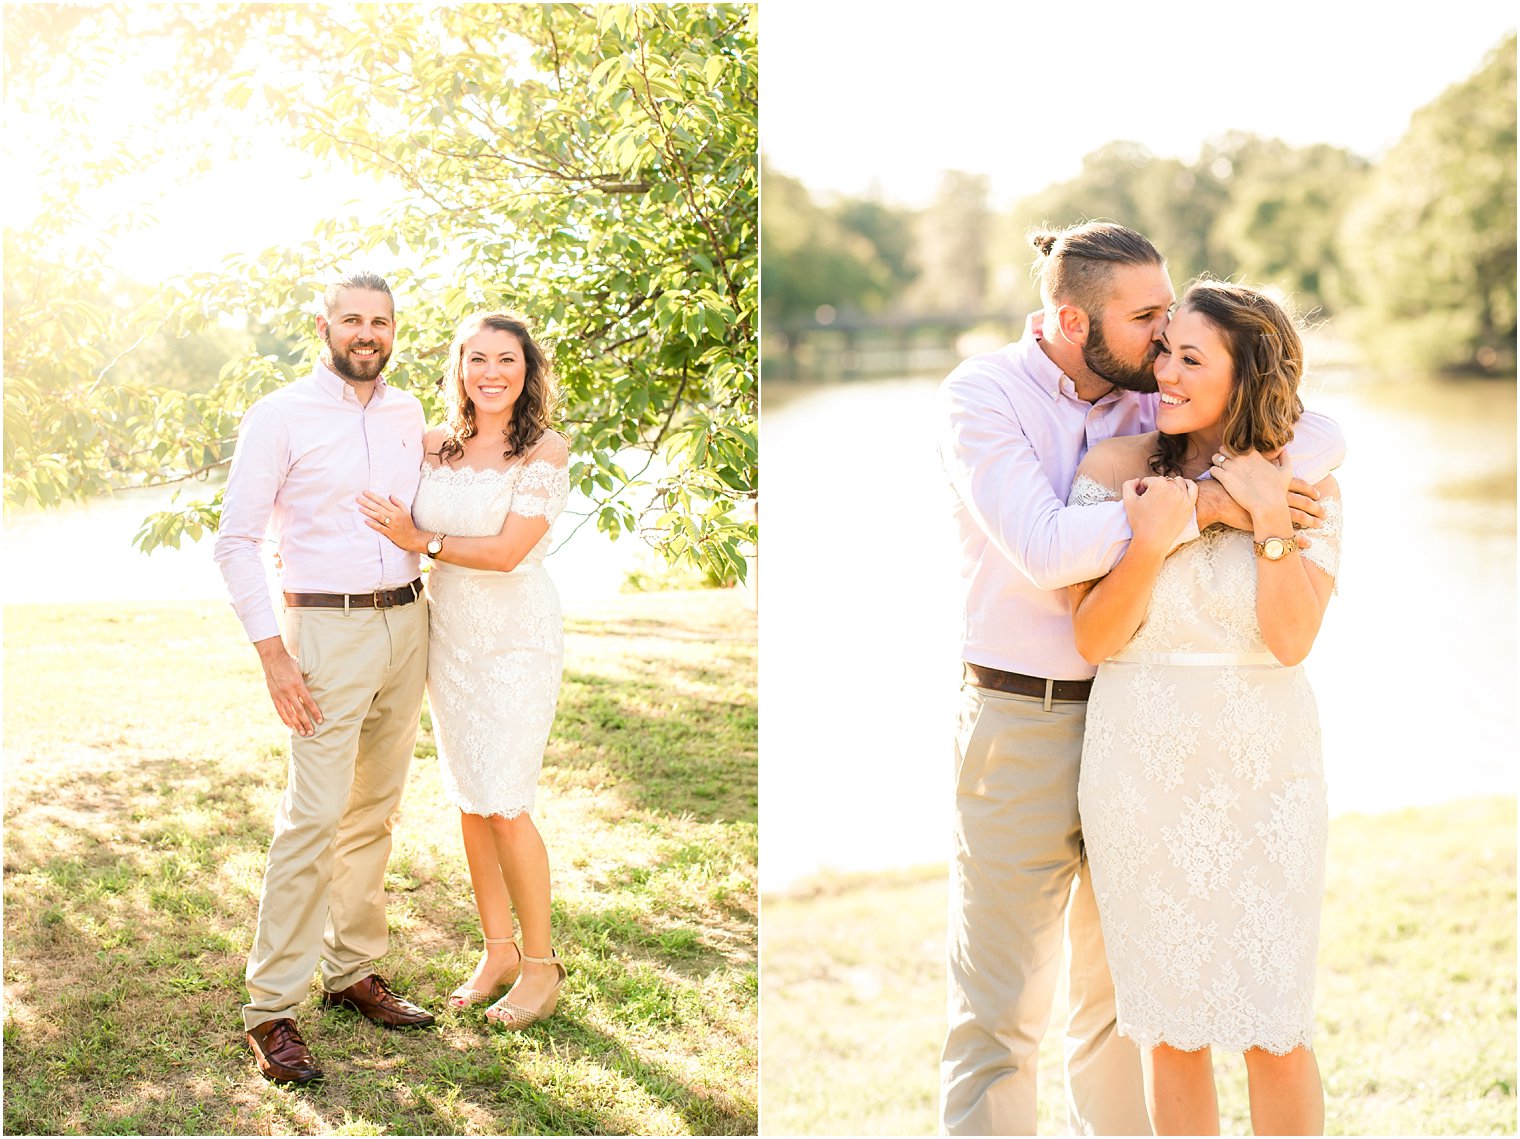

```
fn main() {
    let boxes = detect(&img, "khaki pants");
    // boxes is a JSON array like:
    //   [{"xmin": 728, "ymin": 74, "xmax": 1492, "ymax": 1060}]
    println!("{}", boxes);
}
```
[
  {"xmin": 243, "ymin": 600, "xmax": 428, "ymax": 1031},
  {"xmin": 941, "ymin": 682, "xmax": 1150, "ymax": 1136}
]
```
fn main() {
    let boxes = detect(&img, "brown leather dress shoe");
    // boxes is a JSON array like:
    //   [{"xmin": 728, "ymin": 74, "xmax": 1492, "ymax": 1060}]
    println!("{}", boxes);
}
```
[
  {"xmin": 246, "ymin": 1018, "xmax": 324, "ymax": 1085},
  {"xmin": 322, "ymin": 973, "xmax": 436, "ymax": 1029}
]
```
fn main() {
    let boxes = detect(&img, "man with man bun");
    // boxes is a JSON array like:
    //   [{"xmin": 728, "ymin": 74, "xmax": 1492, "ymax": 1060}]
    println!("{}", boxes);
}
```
[{"xmin": 937, "ymin": 221, "xmax": 1343, "ymax": 1134}]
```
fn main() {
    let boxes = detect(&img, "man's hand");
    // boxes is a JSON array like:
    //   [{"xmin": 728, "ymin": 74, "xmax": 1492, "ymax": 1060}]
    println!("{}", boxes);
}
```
[
  {"xmin": 1194, "ymin": 474, "xmax": 1326, "ymax": 532},
  {"xmin": 255, "ymin": 636, "xmax": 323, "ymax": 737}
]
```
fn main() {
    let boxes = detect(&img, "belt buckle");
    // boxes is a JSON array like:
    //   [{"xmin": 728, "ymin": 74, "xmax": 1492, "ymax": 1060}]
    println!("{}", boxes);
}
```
[{"xmin": 373, "ymin": 588, "xmax": 384, "ymax": 609}]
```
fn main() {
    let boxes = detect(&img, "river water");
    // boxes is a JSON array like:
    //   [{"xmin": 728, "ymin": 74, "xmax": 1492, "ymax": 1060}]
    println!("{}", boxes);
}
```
[
  {"xmin": 0, "ymin": 474, "xmax": 697, "ymax": 609},
  {"xmin": 759, "ymin": 365, "xmax": 1517, "ymax": 891}
]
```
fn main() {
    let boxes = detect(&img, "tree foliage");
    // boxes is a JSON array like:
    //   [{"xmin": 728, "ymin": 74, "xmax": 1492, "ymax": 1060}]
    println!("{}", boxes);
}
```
[
  {"xmin": 4, "ymin": 4, "xmax": 757, "ymax": 581},
  {"xmin": 759, "ymin": 161, "xmax": 916, "ymax": 328},
  {"xmin": 1337, "ymin": 33, "xmax": 1516, "ymax": 374}
]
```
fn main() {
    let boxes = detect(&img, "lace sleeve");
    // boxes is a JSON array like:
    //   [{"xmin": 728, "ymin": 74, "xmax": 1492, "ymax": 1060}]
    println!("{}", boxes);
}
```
[
  {"xmin": 1298, "ymin": 495, "xmax": 1342, "ymax": 581},
  {"xmin": 1069, "ymin": 473, "xmax": 1121, "ymax": 506},
  {"xmin": 509, "ymin": 431, "xmax": 570, "ymax": 526}
]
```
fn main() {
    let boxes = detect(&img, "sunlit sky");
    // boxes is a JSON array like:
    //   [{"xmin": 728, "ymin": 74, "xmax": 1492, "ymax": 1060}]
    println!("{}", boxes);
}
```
[
  {"xmin": 760, "ymin": 0, "xmax": 1516, "ymax": 207},
  {"xmin": 6, "ymin": 2, "xmax": 1514, "ymax": 281},
  {"xmin": 3, "ymin": 20, "xmax": 405, "ymax": 286}
]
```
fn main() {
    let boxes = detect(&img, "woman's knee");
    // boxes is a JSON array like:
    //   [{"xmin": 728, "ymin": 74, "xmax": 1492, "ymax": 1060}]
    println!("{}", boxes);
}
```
[
  {"xmin": 1244, "ymin": 1044, "xmax": 1315, "ymax": 1076},
  {"xmin": 1148, "ymin": 1042, "xmax": 1214, "ymax": 1077},
  {"xmin": 475, "ymin": 809, "xmax": 537, "ymax": 838}
]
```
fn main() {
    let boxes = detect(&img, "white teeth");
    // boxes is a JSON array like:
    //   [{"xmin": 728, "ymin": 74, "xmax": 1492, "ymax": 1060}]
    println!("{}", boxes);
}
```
[{"xmin": 1160, "ymin": 393, "xmax": 1188, "ymax": 406}]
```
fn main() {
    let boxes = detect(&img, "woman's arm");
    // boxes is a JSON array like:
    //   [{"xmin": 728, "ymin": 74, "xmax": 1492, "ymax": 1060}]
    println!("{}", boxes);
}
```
[
  {"xmin": 1069, "ymin": 474, "xmax": 1197, "ymax": 664},
  {"xmin": 1213, "ymin": 453, "xmax": 1337, "ymax": 666},
  {"xmin": 359, "ymin": 432, "xmax": 568, "ymax": 573}
]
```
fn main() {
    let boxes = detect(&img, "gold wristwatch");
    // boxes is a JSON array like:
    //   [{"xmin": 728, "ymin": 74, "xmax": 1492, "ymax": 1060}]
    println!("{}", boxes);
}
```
[
  {"xmin": 1253, "ymin": 535, "xmax": 1298, "ymax": 561},
  {"xmin": 426, "ymin": 533, "xmax": 445, "ymax": 557}
]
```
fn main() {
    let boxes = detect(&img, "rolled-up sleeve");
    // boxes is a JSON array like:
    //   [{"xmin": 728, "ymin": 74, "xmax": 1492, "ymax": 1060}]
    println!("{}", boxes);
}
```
[
  {"xmin": 1287, "ymin": 410, "xmax": 1347, "ymax": 484},
  {"xmin": 939, "ymin": 372, "xmax": 1139, "ymax": 592},
  {"xmin": 213, "ymin": 401, "xmax": 286, "ymax": 643}
]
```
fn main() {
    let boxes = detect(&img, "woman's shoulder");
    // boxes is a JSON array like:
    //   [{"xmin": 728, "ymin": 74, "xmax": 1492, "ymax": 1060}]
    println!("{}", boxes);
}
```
[{"xmin": 526, "ymin": 428, "xmax": 570, "ymax": 464}]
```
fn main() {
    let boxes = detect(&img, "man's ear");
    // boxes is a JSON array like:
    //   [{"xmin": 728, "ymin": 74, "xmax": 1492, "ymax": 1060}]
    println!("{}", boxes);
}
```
[
  {"xmin": 1055, "ymin": 303, "xmax": 1089, "ymax": 345},
  {"xmin": 315, "ymin": 313, "xmax": 329, "ymax": 340}
]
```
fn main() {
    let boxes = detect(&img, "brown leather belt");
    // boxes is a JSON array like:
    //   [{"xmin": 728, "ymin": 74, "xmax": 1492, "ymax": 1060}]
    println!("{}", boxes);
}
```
[
  {"xmin": 964, "ymin": 662, "xmax": 1093, "ymax": 702},
  {"xmin": 284, "ymin": 579, "xmax": 423, "ymax": 611}
]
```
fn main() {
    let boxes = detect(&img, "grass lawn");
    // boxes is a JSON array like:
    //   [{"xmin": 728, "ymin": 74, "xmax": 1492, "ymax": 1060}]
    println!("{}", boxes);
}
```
[
  {"xmin": 3, "ymin": 589, "xmax": 757, "ymax": 1136},
  {"xmin": 761, "ymin": 797, "xmax": 1516, "ymax": 1135}
]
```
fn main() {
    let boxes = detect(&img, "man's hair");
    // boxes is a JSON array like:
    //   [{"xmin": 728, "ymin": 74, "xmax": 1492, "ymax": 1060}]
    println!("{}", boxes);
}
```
[
  {"xmin": 1027, "ymin": 221, "xmax": 1163, "ymax": 316},
  {"xmin": 323, "ymin": 270, "xmax": 393, "ymax": 316}
]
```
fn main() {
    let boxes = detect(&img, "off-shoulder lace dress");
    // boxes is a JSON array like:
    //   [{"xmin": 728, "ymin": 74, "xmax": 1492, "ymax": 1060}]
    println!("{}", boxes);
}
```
[
  {"xmin": 411, "ymin": 432, "xmax": 570, "ymax": 818},
  {"xmin": 1069, "ymin": 472, "xmax": 1343, "ymax": 1055}
]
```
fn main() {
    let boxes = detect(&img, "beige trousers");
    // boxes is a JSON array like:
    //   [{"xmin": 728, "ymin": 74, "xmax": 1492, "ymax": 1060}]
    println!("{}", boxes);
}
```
[
  {"xmin": 941, "ymin": 682, "xmax": 1150, "ymax": 1136},
  {"xmin": 243, "ymin": 600, "xmax": 428, "ymax": 1031}
]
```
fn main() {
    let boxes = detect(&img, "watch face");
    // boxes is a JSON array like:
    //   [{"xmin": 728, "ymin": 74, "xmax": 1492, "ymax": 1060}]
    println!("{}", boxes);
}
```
[{"xmin": 1267, "ymin": 538, "xmax": 1287, "ymax": 559}]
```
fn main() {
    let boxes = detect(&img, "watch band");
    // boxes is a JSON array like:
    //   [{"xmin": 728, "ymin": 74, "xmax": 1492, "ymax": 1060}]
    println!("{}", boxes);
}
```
[{"xmin": 1253, "ymin": 535, "xmax": 1299, "ymax": 560}]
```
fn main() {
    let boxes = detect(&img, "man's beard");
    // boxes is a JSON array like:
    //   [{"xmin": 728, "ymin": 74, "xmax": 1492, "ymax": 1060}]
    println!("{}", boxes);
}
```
[
  {"xmin": 323, "ymin": 329, "xmax": 391, "ymax": 383},
  {"xmin": 1083, "ymin": 320, "xmax": 1158, "ymax": 393}
]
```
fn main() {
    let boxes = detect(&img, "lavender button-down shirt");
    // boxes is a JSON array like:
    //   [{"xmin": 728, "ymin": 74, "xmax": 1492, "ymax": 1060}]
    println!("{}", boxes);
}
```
[
  {"xmin": 938, "ymin": 314, "xmax": 1345, "ymax": 681},
  {"xmin": 214, "ymin": 361, "xmax": 426, "ymax": 643}
]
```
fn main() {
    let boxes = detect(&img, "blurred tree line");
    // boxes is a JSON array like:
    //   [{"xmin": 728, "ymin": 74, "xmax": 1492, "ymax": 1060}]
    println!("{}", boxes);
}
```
[
  {"xmin": 4, "ymin": 4, "xmax": 756, "ymax": 583},
  {"xmin": 763, "ymin": 32, "xmax": 1515, "ymax": 377}
]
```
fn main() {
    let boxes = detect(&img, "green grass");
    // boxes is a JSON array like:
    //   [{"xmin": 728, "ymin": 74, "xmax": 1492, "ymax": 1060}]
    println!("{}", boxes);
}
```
[
  {"xmin": 761, "ymin": 797, "xmax": 1516, "ymax": 1135},
  {"xmin": 3, "ymin": 590, "xmax": 757, "ymax": 1136}
]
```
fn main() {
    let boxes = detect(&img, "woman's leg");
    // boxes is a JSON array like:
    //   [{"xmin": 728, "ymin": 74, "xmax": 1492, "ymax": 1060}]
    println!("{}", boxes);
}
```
[
  {"xmin": 485, "ymin": 810, "xmax": 560, "ymax": 1010},
  {"xmin": 456, "ymin": 811, "xmax": 521, "ymax": 993},
  {"xmin": 1243, "ymin": 1045, "xmax": 1323, "ymax": 1135},
  {"xmin": 1144, "ymin": 1044, "xmax": 1220, "ymax": 1135}
]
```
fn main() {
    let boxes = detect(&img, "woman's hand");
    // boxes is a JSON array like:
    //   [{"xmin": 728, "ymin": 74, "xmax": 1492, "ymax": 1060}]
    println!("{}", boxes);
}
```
[
  {"xmin": 1209, "ymin": 449, "xmax": 1293, "ymax": 526},
  {"xmin": 1122, "ymin": 474, "xmax": 1197, "ymax": 554},
  {"xmin": 357, "ymin": 491, "xmax": 422, "ymax": 553}
]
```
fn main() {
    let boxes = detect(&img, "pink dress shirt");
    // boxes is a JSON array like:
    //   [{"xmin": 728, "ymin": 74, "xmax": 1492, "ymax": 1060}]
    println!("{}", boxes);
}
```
[
  {"xmin": 938, "ymin": 315, "xmax": 1345, "ymax": 681},
  {"xmin": 214, "ymin": 362, "xmax": 426, "ymax": 643}
]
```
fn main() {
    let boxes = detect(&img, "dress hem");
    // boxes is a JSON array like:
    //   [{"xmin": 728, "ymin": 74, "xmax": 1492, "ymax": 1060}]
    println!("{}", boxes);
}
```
[
  {"xmin": 1119, "ymin": 1025, "xmax": 1315, "ymax": 1056},
  {"xmin": 447, "ymin": 800, "xmax": 535, "ymax": 820}
]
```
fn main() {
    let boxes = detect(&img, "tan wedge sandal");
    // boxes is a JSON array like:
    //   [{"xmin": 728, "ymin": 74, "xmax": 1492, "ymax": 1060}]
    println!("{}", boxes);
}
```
[
  {"xmin": 484, "ymin": 948, "xmax": 567, "ymax": 1030},
  {"xmin": 447, "ymin": 935, "xmax": 521, "ymax": 1009}
]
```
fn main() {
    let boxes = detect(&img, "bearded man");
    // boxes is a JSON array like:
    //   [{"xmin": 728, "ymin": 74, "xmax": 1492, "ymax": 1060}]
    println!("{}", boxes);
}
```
[
  {"xmin": 215, "ymin": 270, "xmax": 435, "ymax": 1086},
  {"xmin": 936, "ymin": 222, "xmax": 1344, "ymax": 1134}
]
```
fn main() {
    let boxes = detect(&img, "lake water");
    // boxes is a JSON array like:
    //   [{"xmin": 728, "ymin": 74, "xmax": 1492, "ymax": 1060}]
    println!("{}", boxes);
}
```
[
  {"xmin": 0, "ymin": 472, "xmax": 714, "ymax": 609},
  {"xmin": 759, "ymin": 365, "xmax": 1517, "ymax": 891}
]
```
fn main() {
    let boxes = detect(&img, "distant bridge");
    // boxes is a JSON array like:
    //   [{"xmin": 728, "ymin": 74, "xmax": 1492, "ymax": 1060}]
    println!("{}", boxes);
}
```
[{"xmin": 763, "ymin": 311, "xmax": 1026, "ymax": 382}]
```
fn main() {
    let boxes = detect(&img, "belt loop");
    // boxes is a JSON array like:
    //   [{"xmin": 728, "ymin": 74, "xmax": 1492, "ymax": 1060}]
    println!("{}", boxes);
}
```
[
  {"xmin": 343, "ymin": 593, "xmax": 351, "ymax": 615},
  {"xmin": 1043, "ymin": 679, "xmax": 1054, "ymax": 712}
]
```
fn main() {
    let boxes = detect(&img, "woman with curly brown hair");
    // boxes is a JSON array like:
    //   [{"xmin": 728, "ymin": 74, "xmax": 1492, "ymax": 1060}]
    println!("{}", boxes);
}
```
[
  {"xmin": 1066, "ymin": 280, "xmax": 1343, "ymax": 1134},
  {"xmin": 359, "ymin": 309, "xmax": 570, "ymax": 1031}
]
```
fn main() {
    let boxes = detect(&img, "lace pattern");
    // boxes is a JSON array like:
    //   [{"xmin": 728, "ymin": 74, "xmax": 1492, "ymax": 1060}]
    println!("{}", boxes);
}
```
[
  {"xmin": 411, "ymin": 433, "xmax": 569, "ymax": 818},
  {"xmin": 1072, "ymin": 461, "xmax": 1336, "ymax": 1054}
]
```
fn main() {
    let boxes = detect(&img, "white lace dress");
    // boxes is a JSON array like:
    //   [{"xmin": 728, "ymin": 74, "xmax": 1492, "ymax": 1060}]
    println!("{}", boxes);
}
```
[
  {"xmin": 1070, "ymin": 473, "xmax": 1342, "ymax": 1054},
  {"xmin": 411, "ymin": 432, "xmax": 570, "ymax": 818}
]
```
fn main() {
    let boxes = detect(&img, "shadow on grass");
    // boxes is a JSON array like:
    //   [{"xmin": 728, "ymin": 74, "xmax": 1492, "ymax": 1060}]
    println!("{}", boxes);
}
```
[
  {"xmin": 551, "ymin": 663, "xmax": 757, "ymax": 827},
  {"xmin": 5, "ymin": 757, "xmax": 755, "ymax": 1135}
]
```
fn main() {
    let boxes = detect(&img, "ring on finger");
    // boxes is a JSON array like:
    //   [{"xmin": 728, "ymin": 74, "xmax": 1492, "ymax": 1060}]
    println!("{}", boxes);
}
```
[{"xmin": 1212, "ymin": 452, "xmax": 1227, "ymax": 465}]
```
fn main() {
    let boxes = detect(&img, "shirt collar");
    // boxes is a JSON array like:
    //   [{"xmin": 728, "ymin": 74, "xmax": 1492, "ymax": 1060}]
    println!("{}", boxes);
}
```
[
  {"xmin": 1018, "ymin": 310, "xmax": 1139, "ymax": 408},
  {"xmin": 1014, "ymin": 312, "xmax": 1068, "ymax": 400},
  {"xmin": 312, "ymin": 359, "xmax": 388, "ymax": 405}
]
